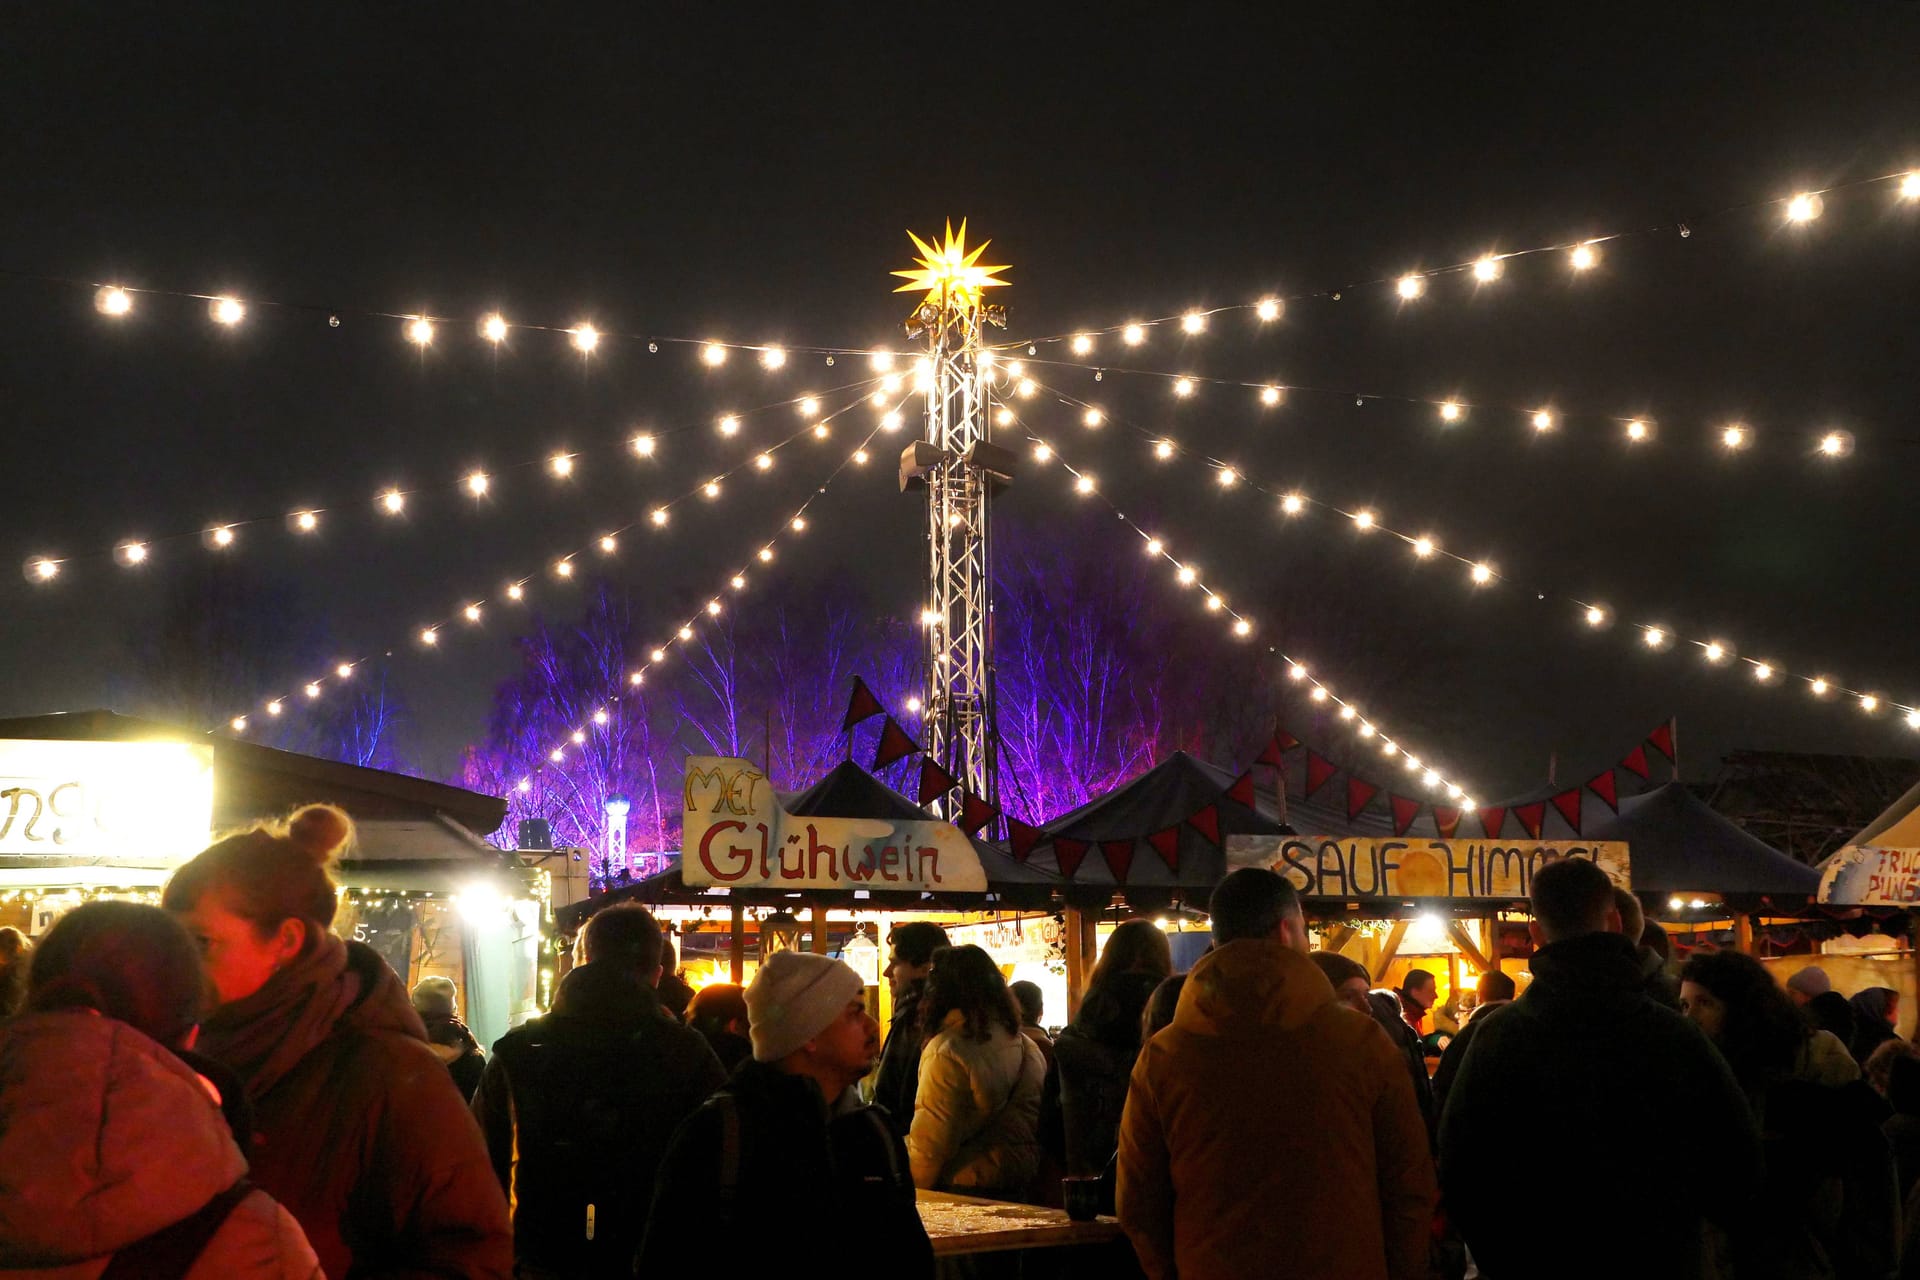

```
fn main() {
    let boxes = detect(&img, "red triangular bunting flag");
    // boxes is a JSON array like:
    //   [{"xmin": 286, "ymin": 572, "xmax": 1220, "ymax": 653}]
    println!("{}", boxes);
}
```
[
  {"xmin": 1646, "ymin": 721, "xmax": 1676, "ymax": 760},
  {"xmin": 1006, "ymin": 817, "xmax": 1041, "ymax": 862},
  {"xmin": 1255, "ymin": 734, "xmax": 1288, "ymax": 768},
  {"xmin": 1186, "ymin": 804, "xmax": 1221, "ymax": 846},
  {"xmin": 1304, "ymin": 751, "xmax": 1338, "ymax": 800},
  {"xmin": 1390, "ymin": 794, "xmax": 1422, "ymax": 836},
  {"xmin": 958, "ymin": 791, "xmax": 999, "ymax": 837},
  {"xmin": 915, "ymin": 757, "xmax": 956, "ymax": 807},
  {"xmin": 1054, "ymin": 837, "xmax": 1090, "ymax": 878},
  {"xmin": 1550, "ymin": 788, "xmax": 1584, "ymax": 835},
  {"xmin": 1478, "ymin": 806, "xmax": 1508, "ymax": 839},
  {"xmin": 1515, "ymin": 801, "xmax": 1547, "ymax": 840},
  {"xmin": 1277, "ymin": 730, "xmax": 1300, "ymax": 751},
  {"xmin": 842, "ymin": 676, "xmax": 884, "ymax": 731},
  {"xmin": 871, "ymin": 718, "xmax": 921, "ymax": 770},
  {"xmin": 1587, "ymin": 770, "xmax": 1619, "ymax": 812},
  {"xmin": 1148, "ymin": 826, "xmax": 1182, "ymax": 873},
  {"xmin": 1433, "ymin": 806, "xmax": 1462, "ymax": 840},
  {"xmin": 1347, "ymin": 777, "xmax": 1380, "ymax": 821},
  {"xmin": 1100, "ymin": 839, "xmax": 1135, "ymax": 882},
  {"xmin": 1225, "ymin": 770, "xmax": 1257, "ymax": 809},
  {"xmin": 1619, "ymin": 744, "xmax": 1650, "ymax": 780}
]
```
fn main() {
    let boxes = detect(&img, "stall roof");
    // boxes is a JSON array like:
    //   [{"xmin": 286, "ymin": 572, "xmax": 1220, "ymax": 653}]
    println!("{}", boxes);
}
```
[
  {"xmin": 1841, "ymin": 776, "xmax": 1920, "ymax": 852},
  {"xmin": 1587, "ymin": 782, "xmax": 1818, "ymax": 897}
]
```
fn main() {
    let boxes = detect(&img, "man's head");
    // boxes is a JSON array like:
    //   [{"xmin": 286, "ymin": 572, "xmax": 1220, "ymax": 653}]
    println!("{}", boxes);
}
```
[
  {"xmin": 1009, "ymin": 979, "xmax": 1045, "ymax": 1028},
  {"xmin": 1527, "ymin": 857, "xmax": 1621, "ymax": 946},
  {"xmin": 1208, "ymin": 867, "xmax": 1308, "ymax": 951},
  {"xmin": 884, "ymin": 921, "xmax": 950, "ymax": 1001},
  {"xmin": 1477, "ymin": 969, "xmax": 1517, "ymax": 1005},
  {"xmin": 1309, "ymin": 950, "xmax": 1373, "ymax": 1015},
  {"xmin": 1613, "ymin": 889, "xmax": 1645, "ymax": 945},
  {"xmin": 580, "ymin": 903, "xmax": 665, "ymax": 986},
  {"xmin": 746, "ymin": 952, "xmax": 877, "ymax": 1097},
  {"xmin": 1401, "ymin": 969, "xmax": 1437, "ymax": 1012},
  {"xmin": 1784, "ymin": 965, "xmax": 1831, "ymax": 1007}
]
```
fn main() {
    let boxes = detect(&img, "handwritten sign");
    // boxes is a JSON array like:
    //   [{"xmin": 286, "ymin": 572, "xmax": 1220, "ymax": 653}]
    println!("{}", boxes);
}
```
[
  {"xmin": 1225, "ymin": 835, "xmax": 1630, "ymax": 900},
  {"xmin": 0, "ymin": 739, "xmax": 215, "ymax": 862},
  {"xmin": 1817, "ymin": 844, "xmax": 1920, "ymax": 906},
  {"xmin": 681, "ymin": 757, "xmax": 988, "ymax": 893}
]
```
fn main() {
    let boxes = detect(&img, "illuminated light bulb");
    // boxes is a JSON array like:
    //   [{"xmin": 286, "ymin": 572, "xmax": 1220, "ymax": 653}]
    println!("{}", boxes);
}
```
[
  {"xmin": 676, "ymin": 625, "xmax": 694, "ymax": 641},
  {"xmin": 231, "ymin": 716, "xmax": 248, "ymax": 732},
  {"xmin": 210, "ymin": 296, "xmax": 245, "ymax": 325},
  {"xmin": 650, "ymin": 508, "xmax": 669, "ymax": 527},
  {"xmin": 1626, "ymin": 418, "xmax": 1651, "ymax": 442},
  {"xmin": 571, "ymin": 731, "xmax": 586, "ymax": 745},
  {"xmin": 869, "ymin": 390, "xmax": 889, "ymax": 407},
  {"xmin": 881, "ymin": 373, "xmax": 903, "ymax": 394},
  {"xmin": 649, "ymin": 648, "xmax": 666, "ymax": 663},
  {"xmin": 506, "ymin": 583, "xmax": 525, "ymax": 600},
  {"xmin": 28, "ymin": 557, "xmax": 60, "ymax": 581},
  {"xmin": 1532, "ymin": 410, "xmax": 1555, "ymax": 432},
  {"xmin": 465, "ymin": 471, "xmax": 490, "ymax": 497},
  {"xmin": 570, "ymin": 324, "xmax": 600, "ymax": 353},
  {"xmin": 1754, "ymin": 662, "xmax": 1774, "ymax": 681},
  {"xmin": 118, "ymin": 542, "xmax": 149, "ymax": 566},
  {"xmin": 920, "ymin": 608, "xmax": 942, "ymax": 627},
  {"xmin": 1181, "ymin": 311, "xmax": 1207, "ymax": 334},
  {"xmin": 267, "ymin": 700, "xmax": 284, "ymax": 717},
  {"xmin": 1383, "ymin": 741, "xmax": 1398, "ymax": 756},
  {"xmin": 1424, "ymin": 770, "xmax": 1442, "ymax": 788},
  {"xmin": 790, "ymin": 516, "xmax": 807, "ymax": 531},
  {"xmin": 1016, "ymin": 379, "xmax": 1037, "ymax": 398},
  {"xmin": 1470, "ymin": 562, "xmax": 1493, "ymax": 585},
  {"xmin": 210, "ymin": 526, "xmax": 236, "ymax": 548},
  {"xmin": 1902, "ymin": 172, "xmax": 1920, "ymax": 200},
  {"xmin": 1310, "ymin": 686, "xmax": 1329, "ymax": 702},
  {"xmin": 1352, "ymin": 509, "xmax": 1375, "ymax": 529},
  {"xmin": 1260, "ymin": 385, "xmax": 1283, "ymax": 406},
  {"xmin": 1007, "ymin": 360, "xmax": 1025, "ymax": 377},
  {"xmin": 1862, "ymin": 694, "xmax": 1881, "ymax": 713},
  {"xmin": 1721, "ymin": 424, "xmax": 1748, "ymax": 450},
  {"xmin": 406, "ymin": 316, "xmax": 434, "ymax": 345},
  {"xmin": 1644, "ymin": 627, "xmax": 1666, "ymax": 648},
  {"xmin": 1472, "ymin": 255, "xmax": 1503, "ymax": 282},
  {"xmin": 330, "ymin": 663, "xmax": 353, "ymax": 681},
  {"xmin": 554, "ymin": 559, "xmax": 574, "ymax": 578},
  {"xmin": 481, "ymin": 313, "xmax": 509, "ymax": 342},
  {"xmin": 760, "ymin": 346, "xmax": 787, "ymax": 370},
  {"xmin": 702, "ymin": 343, "xmax": 728, "ymax": 366},
  {"xmin": 1396, "ymin": 274, "xmax": 1426, "ymax": 300},
  {"xmin": 1817, "ymin": 430, "xmax": 1854, "ymax": 458},
  {"xmin": 1570, "ymin": 243, "xmax": 1599, "ymax": 271},
  {"xmin": 305, "ymin": 682, "xmax": 322, "ymax": 699},
  {"xmin": 1704, "ymin": 642, "xmax": 1726, "ymax": 662},
  {"xmin": 549, "ymin": 748, "xmax": 565, "ymax": 763},
  {"xmin": 1585, "ymin": 605, "xmax": 1608, "ymax": 627},
  {"xmin": 996, "ymin": 408, "xmax": 1015, "ymax": 426},
  {"xmin": 1412, "ymin": 536, "xmax": 1435, "ymax": 558},
  {"xmin": 703, "ymin": 481, "xmax": 721, "ymax": 499},
  {"xmin": 1033, "ymin": 442, "xmax": 1052, "ymax": 462},
  {"xmin": 1907, "ymin": 707, "xmax": 1920, "ymax": 729},
  {"xmin": 1217, "ymin": 468, "xmax": 1238, "ymax": 487},
  {"xmin": 731, "ymin": 575, "xmax": 747, "ymax": 590},
  {"xmin": 380, "ymin": 490, "xmax": 405, "ymax": 515},
  {"xmin": 95, "ymin": 286, "xmax": 134, "ymax": 316},
  {"xmin": 853, "ymin": 449, "xmax": 870, "ymax": 465},
  {"xmin": 1176, "ymin": 564, "xmax": 1197, "ymax": 585},
  {"xmin": 755, "ymin": 452, "xmax": 775, "ymax": 470},
  {"xmin": 1123, "ymin": 323, "xmax": 1145, "ymax": 345},
  {"xmin": 797, "ymin": 397, "xmax": 820, "ymax": 418},
  {"xmin": 1205, "ymin": 594, "xmax": 1224, "ymax": 611},
  {"xmin": 812, "ymin": 423, "xmax": 830, "ymax": 439},
  {"xmin": 1438, "ymin": 400, "xmax": 1463, "ymax": 423},
  {"xmin": 881, "ymin": 411, "xmax": 904, "ymax": 431},
  {"xmin": 1074, "ymin": 474, "xmax": 1095, "ymax": 494},
  {"xmin": 1281, "ymin": 492, "xmax": 1305, "ymax": 516},
  {"xmin": 718, "ymin": 415, "xmax": 742, "ymax": 437},
  {"xmin": 870, "ymin": 349, "xmax": 897, "ymax": 372},
  {"xmin": 287, "ymin": 510, "xmax": 316, "ymax": 535},
  {"xmin": 547, "ymin": 455, "xmax": 573, "ymax": 479},
  {"xmin": 1406, "ymin": 755, "xmax": 1422, "ymax": 772},
  {"xmin": 1145, "ymin": 538, "xmax": 1163, "ymax": 556},
  {"xmin": 1082, "ymin": 408, "xmax": 1104, "ymax": 428},
  {"xmin": 906, "ymin": 696, "xmax": 923, "ymax": 714},
  {"xmin": 758, "ymin": 547, "xmax": 774, "ymax": 563},
  {"xmin": 1785, "ymin": 192, "xmax": 1823, "ymax": 223},
  {"xmin": 593, "ymin": 708, "xmax": 609, "ymax": 726},
  {"xmin": 1447, "ymin": 783, "xmax": 1466, "ymax": 800},
  {"xmin": 1173, "ymin": 378, "xmax": 1195, "ymax": 398},
  {"xmin": 706, "ymin": 599, "xmax": 723, "ymax": 616},
  {"xmin": 1256, "ymin": 297, "xmax": 1282, "ymax": 322},
  {"xmin": 1154, "ymin": 439, "xmax": 1175, "ymax": 460},
  {"xmin": 464, "ymin": 603, "xmax": 483, "ymax": 623},
  {"xmin": 631, "ymin": 433, "xmax": 656, "ymax": 457},
  {"xmin": 1338, "ymin": 704, "xmax": 1357, "ymax": 721},
  {"xmin": 1358, "ymin": 721, "xmax": 1375, "ymax": 737},
  {"xmin": 1288, "ymin": 664, "xmax": 1308, "ymax": 681},
  {"xmin": 599, "ymin": 535, "xmax": 617, "ymax": 553},
  {"xmin": 419, "ymin": 628, "xmax": 438, "ymax": 646},
  {"xmin": 1071, "ymin": 334, "xmax": 1094, "ymax": 355}
]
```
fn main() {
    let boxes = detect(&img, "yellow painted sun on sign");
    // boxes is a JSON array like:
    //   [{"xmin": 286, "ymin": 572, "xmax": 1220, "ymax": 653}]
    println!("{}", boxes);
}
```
[{"xmin": 892, "ymin": 220, "xmax": 1010, "ymax": 312}]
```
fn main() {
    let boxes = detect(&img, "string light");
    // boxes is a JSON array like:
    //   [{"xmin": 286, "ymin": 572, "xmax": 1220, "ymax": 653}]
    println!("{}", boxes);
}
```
[
  {"xmin": 1074, "ymin": 474, "xmax": 1096, "ymax": 494},
  {"xmin": 1704, "ymin": 641, "xmax": 1727, "ymax": 663},
  {"xmin": 1071, "ymin": 334, "xmax": 1094, "ymax": 355},
  {"xmin": 1412, "ymin": 536, "xmax": 1435, "ymax": 558},
  {"xmin": 1811, "ymin": 678, "xmax": 1831, "ymax": 697},
  {"xmin": 1472, "ymin": 255, "xmax": 1504, "ymax": 282},
  {"xmin": 598, "ymin": 534, "xmax": 617, "ymax": 553},
  {"xmin": 1397, "ymin": 274, "xmax": 1426, "ymax": 300},
  {"xmin": 1532, "ymin": 410, "xmax": 1555, "ymax": 432},
  {"xmin": 799, "ymin": 397, "xmax": 820, "ymax": 417},
  {"xmin": 1752, "ymin": 662, "xmax": 1773, "ymax": 681},
  {"xmin": 1033, "ymin": 442, "xmax": 1053, "ymax": 462},
  {"xmin": 406, "ymin": 316, "xmax": 435, "ymax": 346},
  {"xmin": 1569, "ymin": 243, "xmax": 1599, "ymax": 271},
  {"xmin": 1644, "ymin": 627, "xmax": 1666, "ymax": 648},
  {"xmin": 703, "ymin": 343, "xmax": 728, "ymax": 367},
  {"xmin": 209, "ymin": 526, "xmax": 236, "ymax": 548},
  {"xmin": 1260, "ymin": 385, "xmax": 1283, "ymax": 406},
  {"xmin": 1585, "ymin": 605, "xmax": 1608, "ymax": 627},
  {"xmin": 1438, "ymin": 400, "xmax": 1464, "ymax": 423},
  {"xmin": 266, "ymin": 699, "xmax": 283, "ymax": 716},
  {"xmin": 1082, "ymin": 408, "xmax": 1104, "ymax": 427},
  {"xmin": 506, "ymin": 583, "xmax": 525, "ymax": 600},
  {"xmin": 570, "ymin": 324, "xmax": 600, "ymax": 353},
  {"xmin": 481, "ymin": 314, "xmax": 509, "ymax": 343},
  {"xmin": 870, "ymin": 349, "xmax": 896, "ymax": 372},
  {"xmin": 116, "ymin": 542, "xmax": 148, "ymax": 566},
  {"xmin": 1626, "ymin": 419, "xmax": 1652, "ymax": 442},
  {"xmin": 1903, "ymin": 172, "xmax": 1920, "ymax": 200},
  {"xmin": 1281, "ymin": 492, "xmax": 1305, "ymax": 516},
  {"xmin": 1256, "ymin": 298, "xmax": 1282, "ymax": 322},
  {"xmin": 631, "ymin": 433, "xmax": 656, "ymax": 457},
  {"xmin": 1785, "ymin": 193, "xmax": 1823, "ymax": 223},
  {"xmin": 760, "ymin": 346, "xmax": 787, "ymax": 370},
  {"xmin": 336, "ymin": 663, "xmax": 354, "ymax": 678},
  {"xmin": 465, "ymin": 471, "xmax": 490, "ymax": 497},
  {"xmin": 1154, "ymin": 439, "xmax": 1175, "ymax": 460},
  {"xmin": 1173, "ymin": 378, "xmax": 1195, "ymax": 398},
  {"xmin": 95, "ymin": 286, "xmax": 133, "ymax": 316},
  {"xmin": 463, "ymin": 603, "xmax": 483, "ymax": 623},
  {"xmin": 380, "ymin": 490, "xmax": 406, "ymax": 515},
  {"xmin": 304, "ymin": 681, "xmax": 323, "ymax": 698},
  {"xmin": 718, "ymin": 414, "xmax": 742, "ymax": 436},
  {"xmin": 210, "ymin": 297, "xmax": 245, "ymax": 326},
  {"xmin": 755, "ymin": 453, "xmax": 775, "ymax": 470},
  {"xmin": 1862, "ymin": 694, "xmax": 1881, "ymax": 713},
  {"xmin": 419, "ymin": 627, "xmax": 439, "ymax": 646},
  {"xmin": 1469, "ymin": 561, "xmax": 1493, "ymax": 585},
  {"xmin": 1123, "ymin": 323, "xmax": 1145, "ymax": 345},
  {"xmin": 554, "ymin": 559, "xmax": 575, "ymax": 578},
  {"xmin": 27, "ymin": 557, "xmax": 60, "ymax": 581},
  {"xmin": 1721, "ymin": 424, "xmax": 1749, "ymax": 451},
  {"xmin": 1181, "ymin": 311, "xmax": 1207, "ymax": 334},
  {"xmin": 1217, "ymin": 467, "xmax": 1238, "ymax": 488},
  {"xmin": 1817, "ymin": 430, "xmax": 1854, "ymax": 458},
  {"xmin": 1352, "ymin": 509, "xmax": 1375, "ymax": 529}
]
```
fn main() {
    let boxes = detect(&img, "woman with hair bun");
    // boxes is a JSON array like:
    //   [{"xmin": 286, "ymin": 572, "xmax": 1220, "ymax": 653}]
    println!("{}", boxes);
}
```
[
  {"xmin": 164, "ymin": 804, "xmax": 510, "ymax": 1279},
  {"xmin": 0, "ymin": 900, "xmax": 320, "ymax": 1276}
]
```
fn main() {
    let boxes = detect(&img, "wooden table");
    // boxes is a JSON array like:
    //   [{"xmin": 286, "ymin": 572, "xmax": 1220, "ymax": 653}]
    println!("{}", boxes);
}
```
[{"xmin": 917, "ymin": 1189, "xmax": 1125, "ymax": 1257}]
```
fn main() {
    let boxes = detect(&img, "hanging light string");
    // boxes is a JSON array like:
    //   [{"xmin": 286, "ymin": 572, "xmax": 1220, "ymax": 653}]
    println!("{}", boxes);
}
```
[
  {"xmin": 998, "ymin": 353, "xmax": 1869, "ymax": 462},
  {"xmin": 221, "ymin": 380, "xmax": 906, "ymax": 735},
  {"xmin": 504, "ymin": 412, "xmax": 901, "ymax": 795},
  {"xmin": 1018, "ymin": 376, "xmax": 1920, "ymax": 735},
  {"xmin": 997, "ymin": 166, "xmax": 1920, "ymax": 353},
  {"xmin": 19, "ymin": 372, "xmax": 896, "ymax": 587},
  {"xmin": 996, "ymin": 404, "xmax": 1482, "ymax": 806}
]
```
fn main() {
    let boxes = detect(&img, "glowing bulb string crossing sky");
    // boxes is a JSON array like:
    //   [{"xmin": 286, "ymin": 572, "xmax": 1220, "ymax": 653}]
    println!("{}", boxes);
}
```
[
  {"xmin": 1018, "ymin": 378, "xmax": 1920, "ymax": 737},
  {"xmin": 16, "ymin": 371, "xmax": 892, "ymax": 588},
  {"xmin": 999, "ymin": 405, "xmax": 1482, "ymax": 806},
  {"xmin": 219, "ymin": 382, "xmax": 902, "ymax": 736},
  {"xmin": 998, "ymin": 165, "xmax": 1920, "ymax": 354},
  {"xmin": 1005, "ymin": 353, "xmax": 1872, "ymax": 465}
]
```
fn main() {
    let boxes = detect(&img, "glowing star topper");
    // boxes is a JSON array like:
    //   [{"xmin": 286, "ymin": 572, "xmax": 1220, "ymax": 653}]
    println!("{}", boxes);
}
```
[{"xmin": 892, "ymin": 219, "xmax": 1009, "ymax": 313}]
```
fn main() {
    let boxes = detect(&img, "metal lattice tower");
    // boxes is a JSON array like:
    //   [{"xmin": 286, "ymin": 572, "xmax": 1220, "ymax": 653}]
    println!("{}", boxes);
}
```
[{"xmin": 893, "ymin": 224, "xmax": 1013, "ymax": 820}]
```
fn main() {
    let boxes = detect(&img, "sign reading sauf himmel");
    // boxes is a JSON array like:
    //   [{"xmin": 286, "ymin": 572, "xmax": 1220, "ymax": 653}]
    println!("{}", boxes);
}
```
[
  {"xmin": 1226, "ymin": 834, "xmax": 1630, "ymax": 900},
  {"xmin": 681, "ymin": 757, "xmax": 988, "ymax": 892}
]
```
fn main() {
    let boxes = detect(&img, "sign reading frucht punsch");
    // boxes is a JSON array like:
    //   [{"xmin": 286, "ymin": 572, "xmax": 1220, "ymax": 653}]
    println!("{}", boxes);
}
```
[{"xmin": 1225, "ymin": 834, "xmax": 1630, "ymax": 900}]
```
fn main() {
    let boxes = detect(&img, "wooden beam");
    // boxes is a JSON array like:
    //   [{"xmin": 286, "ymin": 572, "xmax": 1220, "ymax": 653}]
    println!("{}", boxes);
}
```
[
  {"xmin": 1444, "ymin": 921, "xmax": 1492, "ymax": 974},
  {"xmin": 1322, "ymin": 924, "xmax": 1356, "ymax": 955},
  {"xmin": 1484, "ymin": 916, "xmax": 1502, "ymax": 968},
  {"xmin": 1065, "ymin": 907, "xmax": 1099, "ymax": 1021},
  {"xmin": 729, "ymin": 903, "xmax": 745, "ymax": 983},
  {"xmin": 1734, "ymin": 913, "xmax": 1755, "ymax": 956},
  {"xmin": 810, "ymin": 902, "xmax": 829, "ymax": 955},
  {"xmin": 1372, "ymin": 920, "xmax": 1409, "ymax": 983}
]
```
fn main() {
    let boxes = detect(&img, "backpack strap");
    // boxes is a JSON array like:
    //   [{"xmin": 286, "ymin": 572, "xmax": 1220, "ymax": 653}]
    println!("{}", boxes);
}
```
[{"xmin": 100, "ymin": 1179, "xmax": 254, "ymax": 1280}]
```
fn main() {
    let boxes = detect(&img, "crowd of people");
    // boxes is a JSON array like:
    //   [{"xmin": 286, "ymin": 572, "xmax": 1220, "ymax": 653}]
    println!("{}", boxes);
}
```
[{"xmin": 5, "ymin": 808, "xmax": 1920, "ymax": 1278}]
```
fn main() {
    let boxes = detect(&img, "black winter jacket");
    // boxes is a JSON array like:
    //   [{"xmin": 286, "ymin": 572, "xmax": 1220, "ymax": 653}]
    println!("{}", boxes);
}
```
[{"xmin": 872, "ymin": 983, "xmax": 929, "ymax": 1138}]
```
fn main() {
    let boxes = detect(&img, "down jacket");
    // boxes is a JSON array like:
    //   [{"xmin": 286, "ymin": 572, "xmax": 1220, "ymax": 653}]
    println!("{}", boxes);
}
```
[
  {"xmin": 0, "ymin": 1010, "xmax": 319, "ymax": 1279},
  {"xmin": 907, "ymin": 1010, "xmax": 1046, "ymax": 1195}
]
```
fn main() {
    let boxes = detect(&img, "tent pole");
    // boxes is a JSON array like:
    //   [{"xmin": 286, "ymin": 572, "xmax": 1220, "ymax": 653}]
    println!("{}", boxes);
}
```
[
  {"xmin": 729, "ymin": 903, "xmax": 745, "ymax": 983},
  {"xmin": 810, "ymin": 902, "xmax": 829, "ymax": 955},
  {"xmin": 1065, "ymin": 906, "xmax": 1099, "ymax": 1021},
  {"xmin": 1734, "ymin": 912, "xmax": 1754, "ymax": 956}
]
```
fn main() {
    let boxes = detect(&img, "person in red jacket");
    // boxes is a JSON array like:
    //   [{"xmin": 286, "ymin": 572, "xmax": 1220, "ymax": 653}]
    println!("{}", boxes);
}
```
[{"xmin": 165, "ymin": 804, "xmax": 512, "ymax": 1280}]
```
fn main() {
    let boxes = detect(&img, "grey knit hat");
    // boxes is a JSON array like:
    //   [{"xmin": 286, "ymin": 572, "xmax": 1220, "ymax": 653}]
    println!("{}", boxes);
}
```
[{"xmin": 745, "ymin": 952, "xmax": 864, "ymax": 1062}]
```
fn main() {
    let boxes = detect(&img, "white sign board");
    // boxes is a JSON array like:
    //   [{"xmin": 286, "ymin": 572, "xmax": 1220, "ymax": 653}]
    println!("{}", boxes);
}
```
[{"xmin": 0, "ymin": 739, "xmax": 215, "ymax": 863}]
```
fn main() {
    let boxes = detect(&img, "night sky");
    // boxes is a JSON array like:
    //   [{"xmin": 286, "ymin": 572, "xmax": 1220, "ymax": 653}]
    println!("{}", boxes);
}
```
[{"xmin": 3, "ymin": 3, "xmax": 1918, "ymax": 800}]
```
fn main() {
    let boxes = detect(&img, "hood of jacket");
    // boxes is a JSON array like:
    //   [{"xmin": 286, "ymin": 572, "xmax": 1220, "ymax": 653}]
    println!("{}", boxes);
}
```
[
  {"xmin": 548, "ymin": 959, "xmax": 670, "ymax": 1028},
  {"xmin": 1173, "ymin": 939, "xmax": 1335, "ymax": 1036},
  {"xmin": 1523, "ymin": 931, "xmax": 1647, "ymax": 1006},
  {"xmin": 0, "ymin": 1012, "xmax": 247, "ymax": 1266}
]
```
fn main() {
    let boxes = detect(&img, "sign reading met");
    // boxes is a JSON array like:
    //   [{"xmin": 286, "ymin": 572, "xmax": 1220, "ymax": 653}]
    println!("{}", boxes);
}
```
[
  {"xmin": 681, "ymin": 757, "xmax": 987, "ymax": 893},
  {"xmin": 0, "ymin": 739, "xmax": 215, "ymax": 863},
  {"xmin": 1226, "ymin": 834, "xmax": 1630, "ymax": 900}
]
